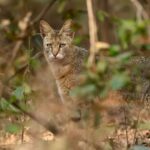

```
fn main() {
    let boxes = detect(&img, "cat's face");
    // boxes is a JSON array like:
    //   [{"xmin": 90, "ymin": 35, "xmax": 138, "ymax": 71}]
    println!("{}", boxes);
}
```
[{"xmin": 40, "ymin": 20, "xmax": 74, "ymax": 61}]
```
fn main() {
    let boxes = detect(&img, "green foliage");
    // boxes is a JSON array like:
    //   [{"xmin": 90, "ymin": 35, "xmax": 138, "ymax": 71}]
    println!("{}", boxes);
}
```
[
  {"xmin": 0, "ymin": 83, "xmax": 31, "ymax": 114},
  {"xmin": 116, "ymin": 19, "xmax": 149, "ymax": 49},
  {"xmin": 0, "ymin": 98, "xmax": 19, "ymax": 113},
  {"xmin": 71, "ymin": 84, "xmax": 97, "ymax": 100},
  {"xmin": 0, "ymin": 0, "xmax": 150, "ymax": 148},
  {"xmin": 109, "ymin": 72, "xmax": 129, "ymax": 90},
  {"xmin": 115, "ymin": 51, "xmax": 133, "ymax": 62},
  {"xmin": 23, "ymin": 83, "xmax": 32, "ymax": 94},
  {"xmin": 109, "ymin": 45, "xmax": 121, "ymax": 56},
  {"xmin": 5, "ymin": 123, "xmax": 22, "ymax": 134},
  {"xmin": 97, "ymin": 10, "xmax": 108, "ymax": 22},
  {"xmin": 72, "ymin": 50, "xmax": 133, "ymax": 99},
  {"xmin": 12, "ymin": 86, "xmax": 25, "ymax": 100},
  {"xmin": 72, "ymin": 18, "xmax": 149, "ymax": 102},
  {"xmin": 74, "ymin": 36, "xmax": 83, "ymax": 45},
  {"xmin": 29, "ymin": 58, "xmax": 41, "ymax": 70}
]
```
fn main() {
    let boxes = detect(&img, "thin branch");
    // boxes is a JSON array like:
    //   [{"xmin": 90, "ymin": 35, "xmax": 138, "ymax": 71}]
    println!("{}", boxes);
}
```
[
  {"xmin": 1, "ymin": 84, "xmax": 60, "ymax": 135},
  {"xmin": 8, "ymin": 0, "xmax": 57, "ymax": 66},
  {"xmin": 122, "ymin": 106, "xmax": 129, "ymax": 148},
  {"xmin": 86, "ymin": 0, "xmax": 98, "ymax": 65},
  {"xmin": 30, "ymin": 0, "xmax": 57, "ymax": 26},
  {"xmin": 5, "ymin": 52, "xmax": 43, "ymax": 83},
  {"xmin": 130, "ymin": 0, "xmax": 149, "ymax": 21},
  {"xmin": 133, "ymin": 108, "xmax": 141, "ymax": 144},
  {"xmin": 133, "ymin": 87, "xmax": 150, "ymax": 144},
  {"xmin": 8, "ymin": 12, "xmax": 32, "ymax": 66},
  {"xmin": 6, "ymin": 100, "xmax": 61, "ymax": 135}
]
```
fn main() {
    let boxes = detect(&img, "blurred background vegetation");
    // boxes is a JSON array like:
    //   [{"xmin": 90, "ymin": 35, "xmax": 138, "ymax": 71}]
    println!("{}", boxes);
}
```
[{"xmin": 0, "ymin": 0, "xmax": 150, "ymax": 150}]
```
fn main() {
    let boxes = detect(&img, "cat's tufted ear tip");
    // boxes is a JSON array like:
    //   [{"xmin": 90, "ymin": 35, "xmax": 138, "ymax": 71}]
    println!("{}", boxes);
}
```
[
  {"xmin": 39, "ymin": 20, "xmax": 54, "ymax": 37},
  {"xmin": 60, "ymin": 19, "xmax": 74, "ymax": 39},
  {"xmin": 61, "ymin": 19, "xmax": 73, "ymax": 31}
]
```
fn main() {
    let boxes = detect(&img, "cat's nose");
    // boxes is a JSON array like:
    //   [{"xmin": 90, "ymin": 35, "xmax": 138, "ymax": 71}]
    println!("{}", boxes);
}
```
[
  {"xmin": 52, "ymin": 48, "xmax": 59, "ymax": 57},
  {"xmin": 52, "ymin": 51, "xmax": 59, "ymax": 57},
  {"xmin": 53, "ymin": 54, "xmax": 57, "ymax": 58}
]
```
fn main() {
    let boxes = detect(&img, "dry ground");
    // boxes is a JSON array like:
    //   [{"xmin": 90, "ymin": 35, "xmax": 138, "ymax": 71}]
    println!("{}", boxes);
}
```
[{"xmin": 0, "ymin": 64, "xmax": 150, "ymax": 150}]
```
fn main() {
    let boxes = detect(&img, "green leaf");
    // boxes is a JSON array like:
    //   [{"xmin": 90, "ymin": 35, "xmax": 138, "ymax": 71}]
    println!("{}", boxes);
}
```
[
  {"xmin": 97, "ymin": 10, "xmax": 108, "ymax": 22},
  {"xmin": 23, "ymin": 83, "xmax": 31, "ymax": 94},
  {"xmin": 82, "ymin": 84, "xmax": 97, "ymax": 93},
  {"xmin": 141, "ymin": 44, "xmax": 150, "ymax": 51},
  {"xmin": 74, "ymin": 36, "xmax": 83, "ymax": 45},
  {"xmin": 117, "ymin": 20, "xmax": 136, "ymax": 48},
  {"xmin": 70, "ymin": 84, "xmax": 96, "ymax": 98},
  {"xmin": 87, "ymin": 71, "xmax": 100, "ymax": 81},
  {"xmin": 0, "ymin": 98, "xmax": 9, "ymax": 110},
  {"xmin": 99, "ymin": 87, "xmax": 109, "ymax": 98},
  {"xmin": 12, "ymin": 86, "xmax": 25, "ymax": 100},
  {"xmin": 97, "ymin": 61, "xmax": 107, "ymax": 73},
  {"xmin": 29, "ymin": 59, "xmax": 40, "ymax": 70},
  {"xmin": 110, "ymin": 73, "xmax": 129, "ymax": 90},
  {"xmin": 116, "ymin": 52, "xmax": 132, "ymax": 62},
  {"xmin": 0, "ymin": 98, "xmax": 19, "ymax": 113},
  {"xmin": 109, "ymin": 45, "xmax": 120, "ymax": 56},
  {"xmin": 5, "ymin": 123, "xmax": 22, "ymax": 134}
]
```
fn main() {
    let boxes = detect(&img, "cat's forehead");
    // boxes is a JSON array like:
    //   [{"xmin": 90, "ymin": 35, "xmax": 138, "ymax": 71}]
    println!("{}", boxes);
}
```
[
  {"xmin": 44, "ymin": 30, "xmax": 69, "ymax": 43},
  {"xmin": 46, "ymin": 30, "xmax": 59, "ymax": 38}
]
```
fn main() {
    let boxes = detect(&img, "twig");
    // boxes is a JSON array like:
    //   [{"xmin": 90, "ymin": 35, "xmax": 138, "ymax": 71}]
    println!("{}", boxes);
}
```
[
  {"xmin": 1, "ymin": 81, "xmax": 61, "ymax": 135},
  {"xmin": 133, "ymin": 108, "xmax": 141, "ymax": 144},
  {"xmin": 11, "ymin": 41, "xmax": 24, "ymax": 63},
  {"xmin": 130, "ymin": 0, "xmax": 149, "ymax": 21},
  {"xmin": 122, "ymin": 106, "xmax": 129, "ymax": 148},
  {"xmin": 8, "ymin": 12, "xmax": 32, "ymax": 67},
  {"xmin": 86, "ymin": 0, "xmax": 98, "ymax": 65},
  {"xmin": 30, "ymin": 0, "xmax": 57, "ymax": 26},
  {"xmin": 8, "ymin": 0, "xmax": 57, "ymax": 66},
  {"xmin": 5, "ymin": 51, "xmax": 43, "ymax": 83},
  {"xmin": 11, "ymin": 101, "xmax": 60, "ymax": 135},
  {"xmin": 133, "ymin": 88, "xmax": 150, "ymax": 144},
  {"xmin": 21, "ymin": 123, "xmax": 25, "ymax": 143}
]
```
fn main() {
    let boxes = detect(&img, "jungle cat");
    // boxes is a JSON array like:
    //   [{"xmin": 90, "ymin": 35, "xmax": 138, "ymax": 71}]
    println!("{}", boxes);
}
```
[{"xmin": 40, "ymin": 19, "xmax": 88, "ymax": 103}]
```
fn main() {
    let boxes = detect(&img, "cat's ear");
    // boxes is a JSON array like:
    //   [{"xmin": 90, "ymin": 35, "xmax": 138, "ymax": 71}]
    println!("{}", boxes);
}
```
[
  {"xmin": 40, "ymin": 20, "xmax": 54, "ymax": 38},
  {"xmin": 60, "ymin": 19, "xmax": 75, "ymax": 39}
]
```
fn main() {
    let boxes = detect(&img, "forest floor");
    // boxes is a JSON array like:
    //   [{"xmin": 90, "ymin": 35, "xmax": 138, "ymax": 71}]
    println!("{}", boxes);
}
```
[{"xmin": 0, "ymin": 65, "xmax": 150, "ymax": 150}]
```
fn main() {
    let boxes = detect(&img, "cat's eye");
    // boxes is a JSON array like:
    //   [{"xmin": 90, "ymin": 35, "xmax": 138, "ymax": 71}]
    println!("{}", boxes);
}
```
[
  {"xmin": 45, "ymin": 49, "xmax": 49, "ymax": 53},
  {"xmin": 46, "ymin": 43, "xmax": 52, "ymax": 47},
  {"xmin": 59, "ymin": 43, "xmax": 66, "ymax": 48}
]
